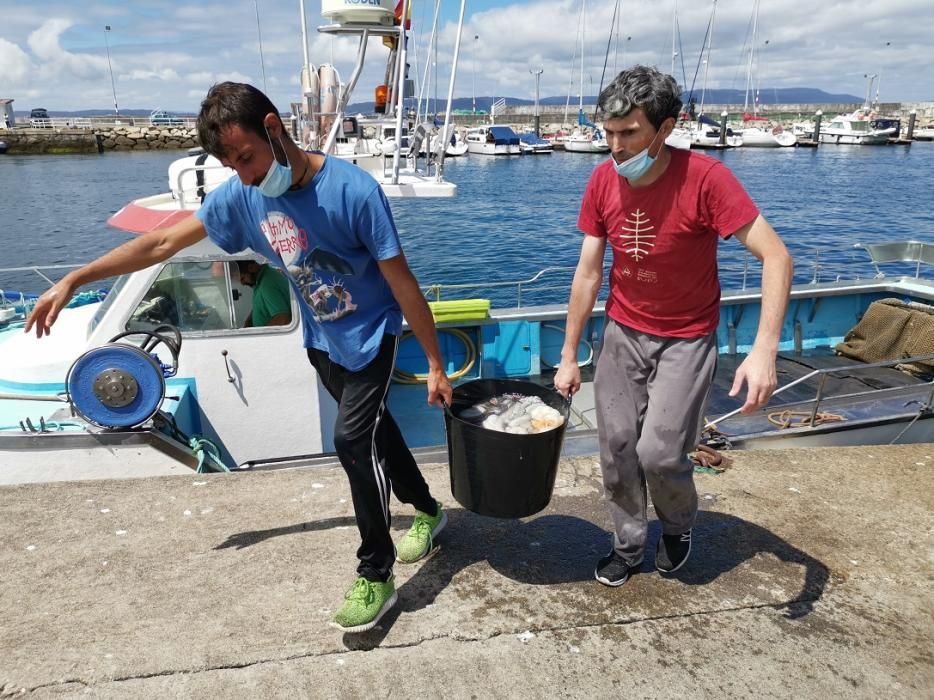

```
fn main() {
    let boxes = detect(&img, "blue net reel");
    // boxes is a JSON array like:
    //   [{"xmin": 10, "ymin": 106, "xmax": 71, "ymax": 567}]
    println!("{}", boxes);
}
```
[{"xmin": 66, "ymin": 326, "xmax": 181, "ymax": 429}]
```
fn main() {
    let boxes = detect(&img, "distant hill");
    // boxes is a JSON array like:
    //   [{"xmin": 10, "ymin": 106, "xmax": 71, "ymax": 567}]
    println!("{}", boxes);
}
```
[
  {"xmin": 348, "ymin": 87, "xmax": 864, "ymax": 113},
  {"xmin": 12, "ymin": 87, "xmax": 862, "ymax": 118}
]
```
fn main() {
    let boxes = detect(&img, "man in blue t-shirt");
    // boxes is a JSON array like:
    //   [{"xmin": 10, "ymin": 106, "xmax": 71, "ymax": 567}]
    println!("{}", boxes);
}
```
[{"xmin": 26, "ymin": 82, "xmax": 454, "ymax": 634}]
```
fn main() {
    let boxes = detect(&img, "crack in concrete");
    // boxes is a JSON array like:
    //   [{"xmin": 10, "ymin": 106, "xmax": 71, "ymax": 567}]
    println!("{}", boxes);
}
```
[{"xmin": 13, "ymin": 595, "xmax": 820, "ymax": 693}]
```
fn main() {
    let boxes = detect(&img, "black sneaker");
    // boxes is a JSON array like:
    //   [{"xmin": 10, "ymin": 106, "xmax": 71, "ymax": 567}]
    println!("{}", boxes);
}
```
[
  {"xmin": 656, "ymin": 529, "xmax": 692, "ymax": 573},
  {"xmin": 594, "ymin": 552, "xmax": 640, "ymax": 587}
]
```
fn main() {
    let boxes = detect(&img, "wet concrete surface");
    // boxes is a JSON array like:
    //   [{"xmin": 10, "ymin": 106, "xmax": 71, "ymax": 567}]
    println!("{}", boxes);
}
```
[{"xmin": 0, "ymin": 444, "xmax": 932, "ymax": 698}]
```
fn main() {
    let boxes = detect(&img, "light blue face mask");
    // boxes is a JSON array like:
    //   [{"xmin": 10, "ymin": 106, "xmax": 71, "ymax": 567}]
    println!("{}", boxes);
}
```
[
  {"xmin": 257, "ymin": 128, "xmax": 292, "ymax": 198},
  {"xmin": 612, "ymin": 129, "xmax": 663, "ymax": 182}
]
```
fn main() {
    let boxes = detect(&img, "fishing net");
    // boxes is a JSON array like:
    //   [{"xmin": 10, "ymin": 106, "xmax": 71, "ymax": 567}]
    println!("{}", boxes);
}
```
[{"xmin": 835, "ymin": 298, "xmax": 934, "ymax": 377}]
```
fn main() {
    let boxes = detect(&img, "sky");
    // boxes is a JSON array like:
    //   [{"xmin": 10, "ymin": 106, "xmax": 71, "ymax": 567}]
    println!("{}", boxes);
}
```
[{"xmin": 1, "ymin": 0, "xmax": 932, "ymax": 113}]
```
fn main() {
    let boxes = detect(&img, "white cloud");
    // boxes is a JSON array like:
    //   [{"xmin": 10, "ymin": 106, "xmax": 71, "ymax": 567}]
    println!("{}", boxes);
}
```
[
  {"xmin": 123, "ymin": 68, "xmax": 181, "ymax": 82},
  {"xmin": 0, "ymin": 1, "xmax": 930, "ymax": 112},
  {"xmin": 0, "ymin": 38, "xmax": 34, "ymax": 84}
]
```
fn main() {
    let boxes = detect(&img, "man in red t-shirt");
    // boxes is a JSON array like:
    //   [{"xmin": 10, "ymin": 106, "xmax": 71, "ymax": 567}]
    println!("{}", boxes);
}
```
[{"xmin": 555, "ymin": 66, "xmax": 792, "ymax": 587}]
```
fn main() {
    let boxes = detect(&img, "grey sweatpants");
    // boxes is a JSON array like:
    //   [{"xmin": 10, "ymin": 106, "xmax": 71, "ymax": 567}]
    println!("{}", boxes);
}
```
[{"xmin": 595, "ymin": 320, "xmax": 718, "ymax": 565}]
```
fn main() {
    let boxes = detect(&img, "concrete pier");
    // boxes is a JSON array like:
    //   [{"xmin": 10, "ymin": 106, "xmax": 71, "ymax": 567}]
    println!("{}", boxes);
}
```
[{"xmin": 1, "ymin": 443, "xmax": 932, "ymax": 697}]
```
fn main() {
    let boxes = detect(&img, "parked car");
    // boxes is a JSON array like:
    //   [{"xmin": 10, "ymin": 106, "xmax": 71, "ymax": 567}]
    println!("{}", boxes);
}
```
[
  {"xmin": 30, "ymin": 108, "xmax": 52, "ymax": 128},
  {"xmin": 150, "ymin": 110, "xmax": 185, "ymax": 126}
]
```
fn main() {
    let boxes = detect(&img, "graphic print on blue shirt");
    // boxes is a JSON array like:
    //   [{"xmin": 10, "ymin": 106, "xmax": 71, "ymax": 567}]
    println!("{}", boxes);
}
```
[
  {"xmin": 290, "ymin": 248, "xmax": 358, "ymax": 322},
  {"xmin": 195, "ymin": 156, "xmax": 403, "ymax": 371}
]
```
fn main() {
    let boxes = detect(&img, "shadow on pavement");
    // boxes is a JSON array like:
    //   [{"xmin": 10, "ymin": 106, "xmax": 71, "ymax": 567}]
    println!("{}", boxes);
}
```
[{"xmin": 340, "ymin": 507, "xmax": 830, "ymax": 649}]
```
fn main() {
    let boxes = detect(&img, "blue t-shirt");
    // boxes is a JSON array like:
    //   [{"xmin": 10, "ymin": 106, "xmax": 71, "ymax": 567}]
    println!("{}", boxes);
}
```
[{"xmin": 196, "ymin": 155, "xmax": 403, "ymax": 371}]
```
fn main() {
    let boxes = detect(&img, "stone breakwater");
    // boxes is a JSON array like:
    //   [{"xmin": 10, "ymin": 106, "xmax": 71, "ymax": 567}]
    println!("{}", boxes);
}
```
[
  {"xmin": 98, "ymin": 126, "xmax": 200, "ymax": 151},
  {"xmin": 0, "ymin": 126, "xmax": 200, "ymax": 154}
]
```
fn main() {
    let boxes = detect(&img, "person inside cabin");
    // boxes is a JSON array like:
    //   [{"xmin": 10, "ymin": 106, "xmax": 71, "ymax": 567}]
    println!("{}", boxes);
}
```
[
  {"xmin": 235, "ymin": 259, "xmax": 291, "ymax": 328},
  {"xmin": 554, "ymin": 65, "xmax": 792, "ymax": 588},
  {"xmin": 25, "ymin": 81, "xmax": 453, "ymax": 635}
]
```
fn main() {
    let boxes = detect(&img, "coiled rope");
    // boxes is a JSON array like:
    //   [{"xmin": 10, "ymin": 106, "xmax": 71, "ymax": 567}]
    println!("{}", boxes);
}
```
[
  {"xmin": 767, "ymin": 410, "xmax": 846, "ymax": 429},
  {"xmin": 392, "ymin": 329, "xmax": 477, "ymax": 384}
]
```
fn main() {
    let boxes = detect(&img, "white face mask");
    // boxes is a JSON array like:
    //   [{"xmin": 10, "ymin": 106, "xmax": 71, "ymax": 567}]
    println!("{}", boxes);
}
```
[
  {"xmin": 257, "ymin": 127, "xmax": 292, "ymax": 198},
  {"xmin": 611, "ymin": 128, "xmax": 663, "ymax": 182}
]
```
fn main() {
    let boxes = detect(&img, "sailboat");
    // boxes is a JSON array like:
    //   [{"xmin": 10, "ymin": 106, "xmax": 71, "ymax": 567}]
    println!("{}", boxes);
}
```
[
  {"xmin": 687, "ymin": 0, "xmax": 742, "ymax": 148},
  {"xmin": 737, "ymin": 0, "xmax": 795, "ymax": 148},
  {"xmin": 665, "ymin": 0, "xmax": 693, "ymax": 150},
  {"xmin": 564, "ymin": 0, "xmax": 610, "ymax": 153}
]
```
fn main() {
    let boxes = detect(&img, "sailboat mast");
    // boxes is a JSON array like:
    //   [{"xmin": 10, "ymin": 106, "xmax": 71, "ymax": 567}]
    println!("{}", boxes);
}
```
[
  {"xmin": 699, "ymin": 0, "xmax": 717, "ymax": 118},
  {"xmin": 579, "ymin": 0, "xmax": 586, "ymax": 115},
  {"xmin": 300, "ymin": 0, "xmax": 311, "ymax": 72},
  {"xmin": 671, "ymin": 0, "xmax": 677, "ymax": 75},
  {"xmin": 749, "ymin": 0, "xmax": 760, "ymax": 115}
]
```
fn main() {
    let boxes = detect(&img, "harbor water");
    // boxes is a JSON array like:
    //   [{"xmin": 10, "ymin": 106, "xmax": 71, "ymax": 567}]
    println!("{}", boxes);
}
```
[{"xmin": 1, "ymin": 144, "xmax": 933, "ymax": 306}]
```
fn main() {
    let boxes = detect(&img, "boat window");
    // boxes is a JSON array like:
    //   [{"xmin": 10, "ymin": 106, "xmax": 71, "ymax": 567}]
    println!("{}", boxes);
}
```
[
  {"xmin": 126, "ymin": 259, "xmax": 295, "ymax": 334},
  {"xmin": 850, "ymin": 120, "xmax": 868, "ymax": 132},
  {"xmin": 90, "ymin": 273, "xmax": 131, "ymax": 332},
  {"xmin": 127, "ymin": 261, "xmax": 235, "ymax": 333}
]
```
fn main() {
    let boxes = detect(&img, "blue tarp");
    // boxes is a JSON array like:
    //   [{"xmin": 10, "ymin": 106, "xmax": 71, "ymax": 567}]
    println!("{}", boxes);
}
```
[
  {"xmin": 488, "ymin": 126, "xmax": 520, "ymax": 145},
  {"xmin": 577, "ymin": 109, "xmax": 596, "ymax": 128},
  {"xmin": 519, "ymin": 133, "xmax": 550, "ymax": 146}
]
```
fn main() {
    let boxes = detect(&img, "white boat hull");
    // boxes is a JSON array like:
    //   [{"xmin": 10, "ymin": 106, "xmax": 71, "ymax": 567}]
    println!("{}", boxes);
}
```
[
  {"xmin": 819, "ymin": 131, "xmax": 892, "ymax": 145},
  {"xmin": 740, "ymin": 127, "xmax": 796, "ymax": 148},
  {"xmin": 563, "ymin": 139, "xmax": 610, "ymax": 153},
  {"xmin": 466, "ymin": 142, "xmax": 515, "ymax": 155}
]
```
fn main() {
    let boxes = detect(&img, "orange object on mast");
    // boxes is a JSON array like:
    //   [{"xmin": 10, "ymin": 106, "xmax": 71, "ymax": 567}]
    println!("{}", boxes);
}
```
[{"xmin": 375, "ymin": 85, "xmax": 388, "ymax": 114}]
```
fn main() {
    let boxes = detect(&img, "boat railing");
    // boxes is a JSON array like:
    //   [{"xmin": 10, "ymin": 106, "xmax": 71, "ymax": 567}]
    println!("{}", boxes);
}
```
[
  {"xmin": 0, "ymin": 264, "xmax": 84, "ymax": 320},
  {"xmin": 422, "ymin": 266, "xmax": 579, "ymax": 308},
  {"xmin": 719, "ymin": 240, "xmax": 933, "ymax": 290},
  {"xmin": 174, "ymin": 164, "xmax": 230, "ymax": 209},
  {"xmin": 705, "ymin": 352, "xmax": 934, "ymax": 436},
  {"xmin": 420, "ymin": 240, "xmax": 932, "ymax": 308}
]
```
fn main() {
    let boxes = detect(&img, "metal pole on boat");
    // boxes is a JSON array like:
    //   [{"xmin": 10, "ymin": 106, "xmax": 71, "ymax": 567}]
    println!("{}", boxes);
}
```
[
  {"xmin": 437, "ymin": 0, "xmax": 467, "ymax": 180},
  {"xmin": 103, "ymin": 26, "xmax": 119, "ymax": 118},
  {"xmin": 299, "ymin": 0, "xmax": 311, "ymax": 75},
  {"xmin": 703, "ymin": 369, "xmax": 824, "ymax": 430},
  {"xmin": 253, "ymin": 0, "xmax": 268, "ymax": 93},
  {"xmin": 531, "ymin": 68, "xmax": 543, "ymax": 136},
  {"xmin": 391, "ymin": 0, "xmax": 411, "ymax": 184},
  {"xmin": 813, "ymin": 109, "xmax": 823, "ymax": 144}
]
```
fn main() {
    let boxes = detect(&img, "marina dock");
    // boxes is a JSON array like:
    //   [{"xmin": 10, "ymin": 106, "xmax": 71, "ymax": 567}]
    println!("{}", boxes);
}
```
[{"xmin": 2, "ymin": 444, "xmax": 932, "ymax": 697}]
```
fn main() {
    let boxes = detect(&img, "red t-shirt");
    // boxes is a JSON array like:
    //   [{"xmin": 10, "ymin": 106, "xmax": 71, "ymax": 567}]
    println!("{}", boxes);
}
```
[{"xmin": 578, "ymin": 149, "xmax": 759, "ymax": 338}]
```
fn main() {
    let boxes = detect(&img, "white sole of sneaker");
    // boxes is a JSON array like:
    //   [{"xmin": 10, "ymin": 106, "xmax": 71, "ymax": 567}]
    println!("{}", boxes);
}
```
[
  {"xmin": 595, "ymin": 558, "xmax": 642, "ymax": 587},
  {"xmin": 656, "ymin": 539, "xmax": 692, "ymax": 574},
  {"xmin": 330, "ymin": 591, "xmax": 398, "ymax": 634}
]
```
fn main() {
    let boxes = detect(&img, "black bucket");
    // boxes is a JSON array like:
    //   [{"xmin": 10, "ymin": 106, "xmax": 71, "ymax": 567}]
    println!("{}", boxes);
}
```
[{"xmin": 444, "ymin": 378, "xmax": 571, "ymax": 518}]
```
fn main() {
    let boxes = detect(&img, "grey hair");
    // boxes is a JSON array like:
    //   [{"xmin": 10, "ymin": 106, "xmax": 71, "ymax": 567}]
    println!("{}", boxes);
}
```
[{"xmin": 597, "ymin": 65, "xmax": 683, "ymax": 129}]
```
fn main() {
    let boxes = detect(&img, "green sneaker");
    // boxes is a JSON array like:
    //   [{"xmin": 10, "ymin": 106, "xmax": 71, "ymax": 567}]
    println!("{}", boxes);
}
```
[
  {"xmin": 396, "ymin": 501, "xmax": 447, "ymax": 564},
  {"xmin": 331, "ymin": 576, "xmax": 398, "ymax": 633}
]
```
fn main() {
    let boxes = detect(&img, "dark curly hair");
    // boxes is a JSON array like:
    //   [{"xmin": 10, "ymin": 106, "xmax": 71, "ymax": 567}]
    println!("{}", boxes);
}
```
[
  {"xmin": 598, "ymin": 65, "xmax": 683, "ymax": 130},
  {"xmin": 196, "ymin": 82, "xmax": 282, "ymax": 158}
]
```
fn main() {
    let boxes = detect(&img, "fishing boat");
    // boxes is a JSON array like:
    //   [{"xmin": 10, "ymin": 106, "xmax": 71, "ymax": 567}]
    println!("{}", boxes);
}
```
[{"xmin": 3, "ymin": 236, "xmax": 932, "ymax": 483}]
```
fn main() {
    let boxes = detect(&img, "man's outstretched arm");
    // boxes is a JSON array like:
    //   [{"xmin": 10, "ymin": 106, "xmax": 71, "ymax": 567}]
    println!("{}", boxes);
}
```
[{"xmin": 26, "ymin": 216, "xmax": 208, "ymax": 337}]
